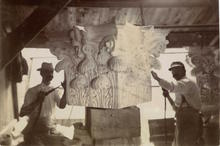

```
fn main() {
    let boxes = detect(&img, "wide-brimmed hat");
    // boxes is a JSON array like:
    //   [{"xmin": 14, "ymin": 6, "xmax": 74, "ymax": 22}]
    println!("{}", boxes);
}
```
[
  {"xmin": 169, "ymin": 61, "xmax": 185, "ymax": 71},
  {"xmin": 37, "ymin": 62, "xmax": 54, "ymax": 71}
]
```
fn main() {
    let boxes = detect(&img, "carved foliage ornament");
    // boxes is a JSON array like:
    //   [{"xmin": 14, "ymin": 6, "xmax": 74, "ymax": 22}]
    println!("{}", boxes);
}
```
[
  {"xmin": 50, "ymin": 22, "xmax": 169, "ymax": 108},
  {"xmin": 186, "ymin": 47, "xmax": 220, "ymax": 106}
]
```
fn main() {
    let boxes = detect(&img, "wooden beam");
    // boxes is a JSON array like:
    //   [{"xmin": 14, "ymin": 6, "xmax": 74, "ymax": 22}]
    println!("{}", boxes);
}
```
[
  {"xmin": 153, "ymin": 24, "xmax": 219, "ymax": 29},
  {"xmin": 26, "ymin": 28, "xmax": 219, "ymax": 48},
  {"xmin": 0, "ymin": 0, "xmax": 71, "ymax": 70},
  {"xmin": 6, "ymin": 0, "xmax": 214, "ymax": 8},
  {"xmin": 167, "ymin": 31, "xmax": 219, "ymax": 48},
  {"xmin": 209, "ymin": 35, "xmax": 219, "ymax": 46}
]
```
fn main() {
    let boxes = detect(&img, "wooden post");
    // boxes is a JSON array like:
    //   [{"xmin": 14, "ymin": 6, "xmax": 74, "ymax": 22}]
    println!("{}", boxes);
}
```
[{"xmin": 11, "ymin": 83, "xmax": 19, "ymax": 120}]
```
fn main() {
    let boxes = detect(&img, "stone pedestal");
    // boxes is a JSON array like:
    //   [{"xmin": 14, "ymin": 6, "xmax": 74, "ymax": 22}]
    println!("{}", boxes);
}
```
[
  {"xmin": 148, "ymin": 118, "xmax": 175, "ymax": 146},
  {"xmin": 85, "ymin": 106, "xmax": 140, "ymax": 140},
  {"xmin": 95, "ymin": 137, "xmax": 141, "ymax": 146}
]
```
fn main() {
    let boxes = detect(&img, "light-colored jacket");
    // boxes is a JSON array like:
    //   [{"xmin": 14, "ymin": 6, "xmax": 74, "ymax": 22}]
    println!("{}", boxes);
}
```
[{"xmin": 159, "ymin": 76, "xmax": 201, "ymax": 110}]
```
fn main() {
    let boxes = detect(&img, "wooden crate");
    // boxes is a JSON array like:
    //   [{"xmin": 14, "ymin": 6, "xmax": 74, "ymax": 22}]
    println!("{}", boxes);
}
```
[
  {"xmin": 148, "ymin": 118, "xmax": 175, "ymax": 142},
  {"xmin": 86, "ymin": 106, "xmax": 140, "ymax": 140}
]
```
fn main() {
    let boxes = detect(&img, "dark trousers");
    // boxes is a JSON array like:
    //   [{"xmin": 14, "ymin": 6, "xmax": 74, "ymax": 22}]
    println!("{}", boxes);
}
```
[
  {"xmin": 22, "ymin": 129, "xmax": 71, "ymax": 146},
  {"xmin": 174, "ymin": 107, "xmax": 201, "ymax": 146}
]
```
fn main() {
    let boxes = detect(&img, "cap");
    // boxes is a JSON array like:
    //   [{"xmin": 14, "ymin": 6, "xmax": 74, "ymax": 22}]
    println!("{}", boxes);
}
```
[{"xmin": 168, "ymin": 61, "xmax": 185, "ymax": 71}]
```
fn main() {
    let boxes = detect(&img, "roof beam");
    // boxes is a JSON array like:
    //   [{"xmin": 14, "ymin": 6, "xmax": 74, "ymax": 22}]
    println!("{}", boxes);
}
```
[
  {"xmin": 153, "ymin": 24, "xmax": 219, "ymax": 29},
  {"xmin": 209, "ymin": 35, "xmax": 219, "ymax": 46},
  {"xmin": 25, "ymin": 29, "xmax": 219, "ymax": 48},
  {"xmin": 167, "ymin": 31, "xmax": 219, "ymax": 48},
  {"xmin": 0, "ymin": 0, "xmax": 71, "ymax": 70},
  {"xmin": 6, "ymin": 0, "xmax": 214, "ymax": 8}
]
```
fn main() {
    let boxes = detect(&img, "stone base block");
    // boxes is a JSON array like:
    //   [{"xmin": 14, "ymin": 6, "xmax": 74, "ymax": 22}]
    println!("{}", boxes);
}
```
[{"xmin": 86, "ymin": 106, "xmax": 140, "ymax": 140}]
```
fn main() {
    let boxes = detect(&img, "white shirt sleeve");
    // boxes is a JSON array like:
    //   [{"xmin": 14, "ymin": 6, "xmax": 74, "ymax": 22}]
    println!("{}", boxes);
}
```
[
  {"xmin": 158, "ymin": 78, "xmax": 188, "ymax": 94},
  {"xmin": 159, "ymin": 78, "xmax": 201, "ymax": 110}
]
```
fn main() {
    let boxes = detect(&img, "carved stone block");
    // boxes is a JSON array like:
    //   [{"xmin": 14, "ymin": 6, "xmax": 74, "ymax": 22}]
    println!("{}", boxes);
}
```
[{"xmin": 50, "ymin": 22, "xmax": 168, "ymax": 108}]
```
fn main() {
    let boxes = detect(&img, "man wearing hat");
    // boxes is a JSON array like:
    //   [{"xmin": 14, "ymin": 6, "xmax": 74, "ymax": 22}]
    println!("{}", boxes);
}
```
[
  {"xmin": 19, "ymin": 62, "xmax": 67, "ymax": 145},
  {"xmin": 151, "ymin": 61, "xmax": 202, "ymax": 146}
]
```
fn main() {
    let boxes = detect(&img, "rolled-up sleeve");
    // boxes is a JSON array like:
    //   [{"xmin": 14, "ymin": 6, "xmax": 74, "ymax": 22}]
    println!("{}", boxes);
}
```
[
  {"xmin": 159, "ymin": 78, "xmax": 187, "ymax": 94},
  {"xmin": 158, "ymin": 79, "xmax": 174, "ymax": 91},
  {"xmin": 159, "ymin": 77, "xmax": 201, "ymax": 110}
]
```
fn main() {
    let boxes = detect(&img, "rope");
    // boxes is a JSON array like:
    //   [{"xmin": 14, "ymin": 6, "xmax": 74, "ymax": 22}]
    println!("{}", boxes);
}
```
[
  {"xmin": 162, "ymin": 89, "xmax": 167, "ymax": 146},
  {"xmin": 163, "ymin": 90, "xmax": 167, "ymax": 146}
]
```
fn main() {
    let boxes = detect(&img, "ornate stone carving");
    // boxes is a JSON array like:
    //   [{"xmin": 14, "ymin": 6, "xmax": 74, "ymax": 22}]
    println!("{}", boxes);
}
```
[
  {"xmin": 50, "ymin": 23, "xmax": 168, "ymax": 108},
  {"xmin": 186, "ymin": 47, "xmax": 220, "ymax": 107}
]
